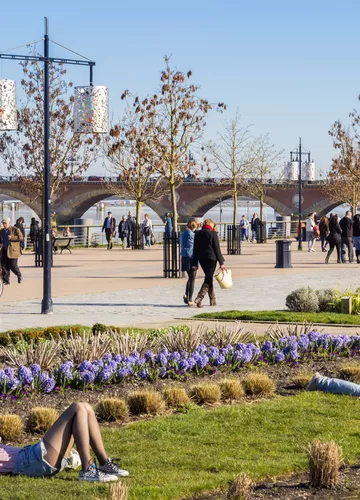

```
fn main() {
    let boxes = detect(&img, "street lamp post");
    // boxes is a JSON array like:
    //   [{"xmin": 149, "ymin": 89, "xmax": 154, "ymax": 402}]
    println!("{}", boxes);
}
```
[
  {"xmin": 290, "ymin": 138, "xmax": 311, "ymax": 251},
  {"xmin": 0, "ymin": 17, "xmax": 107, "ymax": 313}
]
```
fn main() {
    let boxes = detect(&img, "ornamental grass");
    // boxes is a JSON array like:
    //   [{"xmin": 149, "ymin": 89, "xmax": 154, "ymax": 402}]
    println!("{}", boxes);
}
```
[
  {"xmin": 28, "ymin": 407, "xmax": 59, "ymax": 433},
  {"xmin": 227, "ymin": 472, "xmax": 253, "ymax": 499},
  {"xmin": 308, "ymin": 440, "xmax": 342, "ymax": 488},
  {"xmin": 242, "ymin": 373, "xmax": 275, "ymax": 396},
  {"xmin": 127, "ymin": 390, "xmax": 165, "ymax": 415},
  {"xmin": 163, "ymin": 387, "xmax": 190, "ymax": 408},
  {"xmin": 190, "ymin": 383, "xmax": 221, "ymax": 405},
  {"xmin": 0, "ymin": 414, "xmax": 23, "ymax": 441},
  {"xmin": 292, "ymin": 372, "xmax": 314, "ymax": 389},
  {"xmin": 96, "ymin": 398, "xmax": 129, "ymax": 423},
  {"xmin": 108, "ymin": 481, "xmax": 128, "ymax": 500},
  {"xmin": 338, "ymin": 365, "xmax": 360, "ymax": 383},
  {"xmin": 219, "ymin": 379, "xmax": 244, "ymax": 401}
]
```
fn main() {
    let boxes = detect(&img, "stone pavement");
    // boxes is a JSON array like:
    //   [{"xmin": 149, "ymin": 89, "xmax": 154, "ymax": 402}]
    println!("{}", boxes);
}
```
[{"xmin": 0, "ymin": 243, "xmax": 360, "ymax": 332}]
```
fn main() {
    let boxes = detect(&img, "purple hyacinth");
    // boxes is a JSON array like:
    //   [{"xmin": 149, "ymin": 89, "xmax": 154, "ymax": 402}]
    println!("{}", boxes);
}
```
[
  {"xmin": 80, "ymin": 370, "xmax": 95, "ymax": 385},
  {"xmin": 30, "ymin": 364, "xmax": 41, "ymax": 376},
  {"xmin": 178, "ymin": 359, "xmax": 189, "ymax": 371},
  {"xmin": 275, "ymin": 352, "xmax": 285, "ymax": 362},
  {"xmin": 18, "ymin": 366, "xmax": 33, "ymax": 386},
  {"xmin": 102, "ymin": 353, "xmax": 112, "ymax": 363},
  {"xmin": 79, "ymin": 360, "xmax": 93, "ymax": 372},
  {"xmin": 42, "ymin": 377, "xmax": 55, "ymax": 393},
  {"xmin": 4, "ymin": 367, "xmax": 14, "ymax": 379},
  {"xmin": 113, "ymin": 354, "xmax": 122, "ymax": 364}
]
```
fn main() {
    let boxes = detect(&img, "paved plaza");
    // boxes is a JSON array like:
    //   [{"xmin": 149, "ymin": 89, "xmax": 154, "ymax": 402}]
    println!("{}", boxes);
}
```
[{"xmin": 0, "ymin": 242, "xmax": 360, "ymax": 332}]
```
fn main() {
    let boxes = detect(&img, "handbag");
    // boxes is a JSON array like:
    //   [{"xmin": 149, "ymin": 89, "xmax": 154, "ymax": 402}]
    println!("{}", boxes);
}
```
[{"xmin": 215, "ymin": 268, "xmax": 233, "ymax": 289}]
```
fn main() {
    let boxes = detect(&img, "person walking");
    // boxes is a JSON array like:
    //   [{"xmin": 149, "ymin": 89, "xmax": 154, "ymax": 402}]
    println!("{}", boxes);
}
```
[
  {"xmin": 29, "ymin": 217, "xmax": 39, "ymax": 252},
  {"xmin": 0, "ymin": 402, "xmax": 129, "ymax": 482},
  {"xmin": 142, "ymin": 213, "xmax": 153, "ymax": 248},
  {"xmin": 164, "ymin": 213, "xmax": 173, "ymax": 237},
  {"xmin": 353, "ymin": 214, "xmax": 360, "ymax": 264},
  {"xmin": 0, "ymin": 217, "xmax": 23, "ymax": 285},
  {"xmin": 181, "ymin": 219, "xmax": 198, "ymax": 306},
  {"xmin": 125, "ymin": 211, "xmax": 136, "ymax": 248},
  {"xmin": 305, "ymin": 213, "xmax": 316, "ymax": 252},
  {"xmin": 102, "ymin": 211, "xmax": 116, "ymax": 250},
  {"xmin": 14, "ymin": 217, "xmax": 26, "ymax": 250},
  {"xmin": 339, "ymin": 210, "xmax": 353, "ymax": 263},
  {"xmin": 192, "ymin": 218, "xmax": 226, "ymax": 308},
  {"xmin": 318, "ymin": 216, "xmax": 329, "ymax": 252},
  {"xmin": 118, "ymin": 215, "xmax": 128, "ymax": 250},
  {"xmin": 250, "ymin": 213, "xmax": 260, "ymax": 242},
  {"xmin": 325, "ymin": 214, "xmax": 342, "ymax": 264},
  {"xmin": 239, "ymin": 215, "xmax": 249, "ymax": 242}
]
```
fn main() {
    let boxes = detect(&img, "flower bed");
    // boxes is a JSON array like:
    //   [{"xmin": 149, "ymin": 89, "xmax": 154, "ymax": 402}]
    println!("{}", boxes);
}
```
[{"xmin": 1, "ymin": 332, "xmax": 359, "ymax": 398}]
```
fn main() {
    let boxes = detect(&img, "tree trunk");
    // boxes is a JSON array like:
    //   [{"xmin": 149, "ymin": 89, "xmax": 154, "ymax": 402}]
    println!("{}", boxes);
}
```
[
  {"xmin": 136, "ymin": 200, "xmax": 142, "ymax": 225},
  {"xmin": 233, "ymin": 179, "xmax": 238, "ymax": 227},
  {"xmin": 259, "ymin": 192, "xmax": 264, "ymax": 222},
  {"xmin": 170, "ymin": 181, "xmax": 178, "ymax": 233}
]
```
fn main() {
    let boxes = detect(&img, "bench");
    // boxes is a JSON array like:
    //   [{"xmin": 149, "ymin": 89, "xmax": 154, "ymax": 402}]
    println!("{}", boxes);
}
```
[{"xmin": 53, "ymin": 236, "xmax": 74, "ymax": 254}]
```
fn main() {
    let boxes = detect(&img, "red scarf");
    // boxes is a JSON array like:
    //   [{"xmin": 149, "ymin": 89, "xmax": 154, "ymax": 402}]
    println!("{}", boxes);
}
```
[{"xmin": 203, "ymin": 224, "xmax": 213, "ymax": 231}]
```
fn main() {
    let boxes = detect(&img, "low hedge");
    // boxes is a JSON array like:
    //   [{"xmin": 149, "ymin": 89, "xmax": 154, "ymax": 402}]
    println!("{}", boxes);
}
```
[{"xmin": 0, "ymin": 325, "xmax": 90, "ymax": 347}]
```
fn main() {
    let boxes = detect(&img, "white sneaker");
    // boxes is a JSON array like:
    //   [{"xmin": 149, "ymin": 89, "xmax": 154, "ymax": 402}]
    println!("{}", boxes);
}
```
[
  {"xmin": 311, "ymin": 248, "xmax": 316, "ymax": 252},
  {"xmin": 78, "ymin": 463, "xmax": 118, "ymax": 482},
  {"xmin": 99, "ymin": 458, "xmax": 129, "ymax": 477}
]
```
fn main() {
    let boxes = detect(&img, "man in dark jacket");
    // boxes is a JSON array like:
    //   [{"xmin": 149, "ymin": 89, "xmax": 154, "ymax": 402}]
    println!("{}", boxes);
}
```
[
  {"xmin": 102, "ymin": 211, "xmax": 116, "ymax": 250},
  {"xmin": 250, "ymin": 213, "xmax": 260, "ymax": 242},
  {"xmin": 125, "ymin": 211, "xmax": 136, "ymax": 248},
  {"xmin": 0, "ymin": 217, "xmax": 23, "ymax": 285},
  {"xmin": 339, "ymin": 211, "xmax": 353, "ymax": 263}
]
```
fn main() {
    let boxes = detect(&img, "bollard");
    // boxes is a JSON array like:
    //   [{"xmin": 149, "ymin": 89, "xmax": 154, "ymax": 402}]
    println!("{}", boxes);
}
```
[{"xmin": 341, "ymin": 297, "xmax": 352, "ymax": 315}]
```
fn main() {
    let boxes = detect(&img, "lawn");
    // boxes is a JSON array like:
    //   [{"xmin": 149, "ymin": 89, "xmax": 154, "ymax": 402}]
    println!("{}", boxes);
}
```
[
  {"xmin": 194, "ymin": 310, "xmax": 360, "ymax": 325},
  {"xmin": 2, "ymin": 392, "xmax": 360, "ymax": 499}
]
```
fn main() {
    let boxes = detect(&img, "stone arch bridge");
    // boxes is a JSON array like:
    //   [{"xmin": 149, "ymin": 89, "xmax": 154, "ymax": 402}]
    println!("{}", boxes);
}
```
[{"xmin": 0, "ymin": 179, "xmax": 342, "ymax": 224}]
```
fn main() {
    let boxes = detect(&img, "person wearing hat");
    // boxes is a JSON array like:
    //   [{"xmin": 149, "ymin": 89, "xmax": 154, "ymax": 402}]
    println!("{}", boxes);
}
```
[
  {"xmin": 0, "ymin": 217, "xmax": 23, "ymax": 285},
  {"xmin": 102, "ymin": 211, "xmax": 116, "ymax": 250}
]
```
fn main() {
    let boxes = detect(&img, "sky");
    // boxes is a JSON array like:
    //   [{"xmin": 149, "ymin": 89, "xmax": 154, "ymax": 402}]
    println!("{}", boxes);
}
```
[{"xmin": 1, "ymin": 0, "xmax": 360, "ymax": 176}]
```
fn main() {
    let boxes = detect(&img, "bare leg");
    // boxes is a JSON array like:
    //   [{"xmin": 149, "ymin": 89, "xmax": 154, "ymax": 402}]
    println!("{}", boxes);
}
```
[
  {"xmin": 82, "ymin": 402, "xmax": 108, "ymax": 466},
  {"xmin": 43, "ymin": 402, "xmax": 92, "ymax": 470}
]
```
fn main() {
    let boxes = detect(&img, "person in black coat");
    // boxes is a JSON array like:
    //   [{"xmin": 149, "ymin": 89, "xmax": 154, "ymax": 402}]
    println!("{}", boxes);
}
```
[
  {"xmin": 125, "ymin": 211, "xmax": 136, "ymax": 248},
  {"xmin": 14, "ymin": 217, "xmax": 25, "ymax": 250},
  {"xmin": 118, "ymin": 215, "xmax": 128, "ymax": 250},
  {"xmin": 192, "ymin": 218, "xmax": 225, "ymax": 307},
  {"xmin": 325, "ymin": 215, "xmax": 342, "ymax": 264},
  {"xmin": 102, "ymin": 211, "xmax": 116, "ymax": 250},
  {"xmin": 339, "ymin": 210, "xmax": 353, "ymax": 263},
  {"xmin": 29, "ymin": 217, "xmax": 39, "ymax": 252},
  {"xmin": 250, "ymin": 213, "xmax": 260, "ymax": 242}
]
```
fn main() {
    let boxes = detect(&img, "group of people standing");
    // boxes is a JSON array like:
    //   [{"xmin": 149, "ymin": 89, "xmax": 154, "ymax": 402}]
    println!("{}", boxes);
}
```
[
  {"xmin": 239, "ymin": 213, "xmax": 261, "ymax": 242},
  {"xmin": 181, "ymin": 218, "xmax": 225, "ymax": 308},
  {"xmin": 102, "ymin": 211, "xmax": 154, "ymax": 250},
  {"xmin": 305, "ymin": 211, "xmax": 360, "ymax": 264}
]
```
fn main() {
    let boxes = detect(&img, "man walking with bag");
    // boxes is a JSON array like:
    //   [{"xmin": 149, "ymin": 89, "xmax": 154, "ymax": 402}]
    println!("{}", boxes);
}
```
[
  {"xmin": 102, "ymin": 211, "xmax": 116, "ymax": 250},
  {"xmin": 0, "ymin": 217, "xmax": 23, "ymax": 285}
]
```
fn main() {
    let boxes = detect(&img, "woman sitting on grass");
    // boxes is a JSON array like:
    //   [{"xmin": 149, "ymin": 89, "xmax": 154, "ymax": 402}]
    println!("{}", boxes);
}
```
[{"xmin": 0, "ymin": 402, "xmax": 129, "ymax": 482}]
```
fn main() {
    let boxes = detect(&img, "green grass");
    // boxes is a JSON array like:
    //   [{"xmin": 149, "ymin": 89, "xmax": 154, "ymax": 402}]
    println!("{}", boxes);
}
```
[
  {"xmin": 2, "ymin": 392, "xmax": 360, "ymax": 499},
  {"xmin": 194, "ymin": 309, "xmax": 360, "ymax": 325}
]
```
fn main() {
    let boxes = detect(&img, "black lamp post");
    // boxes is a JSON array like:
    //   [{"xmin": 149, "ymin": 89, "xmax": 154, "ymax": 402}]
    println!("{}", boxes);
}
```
[
  {"xmin": 0, "ymin": 17, "xmax": 102, "ymax": 313},
  {"xmin": 290, "ymin": 138, "xmax": 311, "ymax": 251}
]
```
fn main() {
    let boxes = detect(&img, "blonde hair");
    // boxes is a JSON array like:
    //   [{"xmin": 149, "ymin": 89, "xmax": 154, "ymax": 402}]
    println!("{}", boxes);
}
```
[
  {"xmin": 187, "ymin": 219, "xmax": 198, "ymax": 231},
  {"xmin": 203, "ymin": 218, "xmax": 215, "ymax": 227}
]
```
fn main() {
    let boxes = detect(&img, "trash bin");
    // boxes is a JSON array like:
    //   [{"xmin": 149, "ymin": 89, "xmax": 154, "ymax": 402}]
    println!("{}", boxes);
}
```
[{"xmin": 275, "ymin": 239, "xmax": 293, "ymax": 268}]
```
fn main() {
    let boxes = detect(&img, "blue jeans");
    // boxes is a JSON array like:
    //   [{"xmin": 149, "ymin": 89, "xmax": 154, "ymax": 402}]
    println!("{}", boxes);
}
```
[
  {"xmin": 14, "ymin": 441, "xmax": 59, "ymax": 478},
  {"xmin": 145, "ymin": 235, "xmax": 151, "ymax": 247},
  {"xmin": 240, "ymin": 228, "xmax": 247, "ymax": 241},
  {"xmin": 353, "ymin": 236, "xmax": 360, "ymax": 252},
  {"xmin": 251, "ymin": 230, "xmax": 256, "ymax": 241},
  {"xmin": 310, "ymin": 375, "xmax": 360, "ymax": 397}
]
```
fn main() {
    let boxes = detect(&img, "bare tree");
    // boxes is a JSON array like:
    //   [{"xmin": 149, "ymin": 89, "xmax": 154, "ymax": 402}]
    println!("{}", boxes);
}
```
[
  {"xmin": 246, "ymin": 134, "xmax": 284, "ymax": 221},
  {"xmin": 119, "ymin": 57, "xmax": 225, "ymax": 231},
  {"xmin": 207, "ymin": 112, "xmax": 253, "ymax": 226},
  {"xmin": 0, "ymin": 59, "xmax": 100, "ymax": 207},
  {"xmin": 105, "ymin": 104, "xmax": 166, "ymax": 223},
  {"xmin": 327, "ymin": 112, "xmax": 360, "ymax": 214}
]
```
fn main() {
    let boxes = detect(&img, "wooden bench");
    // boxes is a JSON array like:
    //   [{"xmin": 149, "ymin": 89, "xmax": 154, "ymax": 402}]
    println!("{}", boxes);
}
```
[{"xmin": 53, "ymin": 236, "xmax": 74, "ymax": 254}]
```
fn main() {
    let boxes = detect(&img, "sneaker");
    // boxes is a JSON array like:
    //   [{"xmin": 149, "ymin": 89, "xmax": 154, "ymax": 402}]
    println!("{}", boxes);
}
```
[
  {"xmin": 78, "ymin": 462, "xmax": 118, "ymax": 482},
  {"xmin": 306, "ymin": 372, "xmax": 321, "ymax": 392},
  {"xmin": 99, "ymin": 458, "xmax": 129, "ymax": 477},
  {"xmin": 311, "ymin": 248, "xmax": 315, "ymax": 252}
]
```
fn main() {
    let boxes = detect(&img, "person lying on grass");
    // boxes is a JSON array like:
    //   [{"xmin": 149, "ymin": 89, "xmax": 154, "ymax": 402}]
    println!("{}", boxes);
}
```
[
  {"xmin": 0, "ymin": 402, "xmax": 129, "ymax": 482},
  {"xmin": 307, "ymin": 372, "xmax": 360, "ymax": 397}
]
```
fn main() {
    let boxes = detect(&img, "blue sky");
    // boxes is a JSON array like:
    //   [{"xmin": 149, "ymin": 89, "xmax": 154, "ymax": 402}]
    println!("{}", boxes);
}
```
[{"xmin": 1, "ymin": 0, "xmax": 359, "ymax": 176}]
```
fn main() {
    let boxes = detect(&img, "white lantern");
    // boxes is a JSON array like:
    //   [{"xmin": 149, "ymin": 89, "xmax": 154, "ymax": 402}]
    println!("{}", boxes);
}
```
[
  {"xmin": 74, "ymin": 85, "xmax": 108, "ymax": 133},
  {"xmin": 0, "ymin": 80, "xmax": 17, "ymax": 131}
]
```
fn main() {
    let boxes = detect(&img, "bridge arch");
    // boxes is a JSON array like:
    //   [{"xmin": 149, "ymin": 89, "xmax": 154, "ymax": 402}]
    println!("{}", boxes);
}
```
[{"xmin": 0, "ymin": 187, "xmax": 41, "ymax": 218}]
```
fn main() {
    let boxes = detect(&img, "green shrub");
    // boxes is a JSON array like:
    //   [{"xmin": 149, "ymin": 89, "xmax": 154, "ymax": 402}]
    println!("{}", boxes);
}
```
[
  {"xmin": 0, "ymin": 325, "xmax": 89, "ymax": 347},
  {"xmin": 190, "ymin": 383, "xmax": 221, "ymax": 405},
  {"xmin": 316, "ymin": 289, "xmax": 337, "ymax": 312},
  {"xmin": 331, "ymin": 288, "xmax": 360, "ymax": 315},
  {"xmin": 96, "ymin": 398, "xmax": 129, "ymax": 422},
  {"xmin": 92, "ymin": 323, "xmax": 109, "ymax": 334},
  {"xmin": 0, "ymin": 415, "xmax": 23, "ymax": 441},
  {"xmin": 285, "ymin": 287, "xmax": 319, "ymax": 313}
]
